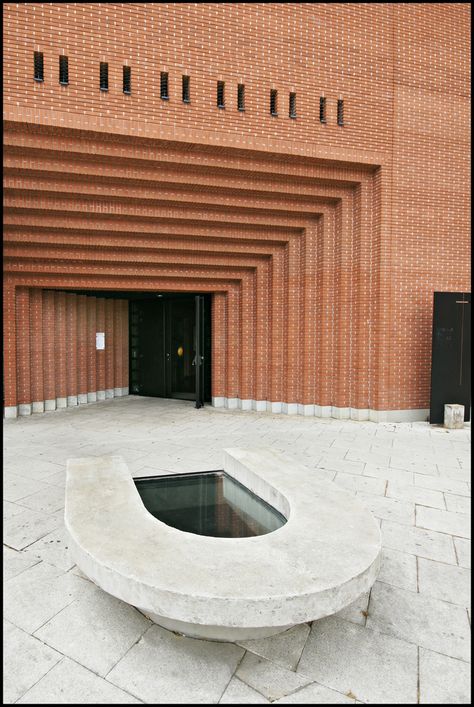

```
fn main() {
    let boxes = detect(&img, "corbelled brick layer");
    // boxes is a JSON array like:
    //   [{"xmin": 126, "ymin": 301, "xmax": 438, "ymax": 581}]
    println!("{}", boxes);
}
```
[{"xmin": 2, "ymin": 3, "xmax": 471, "ymax": 418}]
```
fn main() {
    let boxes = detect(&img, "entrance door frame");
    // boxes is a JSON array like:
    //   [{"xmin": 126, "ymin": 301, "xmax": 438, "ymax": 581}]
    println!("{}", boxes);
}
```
[{"xmin": 129, "ymin": 292, "xmax": 212, "ymax": 405}]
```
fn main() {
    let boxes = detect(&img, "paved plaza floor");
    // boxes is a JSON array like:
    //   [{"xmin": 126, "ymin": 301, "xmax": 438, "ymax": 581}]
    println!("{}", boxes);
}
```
[{"xmin": 3, "ymin": 396, "xmax": 471, "ymax": 704}]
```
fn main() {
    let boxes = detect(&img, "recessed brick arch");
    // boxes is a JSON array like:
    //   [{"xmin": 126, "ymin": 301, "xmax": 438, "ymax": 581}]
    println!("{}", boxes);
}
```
[{"xmin": 4, "ymin": 121, "xmax": 384, "ymax": 419}]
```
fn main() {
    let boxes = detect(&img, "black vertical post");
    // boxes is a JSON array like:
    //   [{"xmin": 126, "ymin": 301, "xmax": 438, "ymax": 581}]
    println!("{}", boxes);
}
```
[
  {"xmin": 430, "ymin": 291, "xmax": 471, "ymax": 423},
  {"xmin": 195, "ymin": 295, "xmax": 204, "ymax": 408}
]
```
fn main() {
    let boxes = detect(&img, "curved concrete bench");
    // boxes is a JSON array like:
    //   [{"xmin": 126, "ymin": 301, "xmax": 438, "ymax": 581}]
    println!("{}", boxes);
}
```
[{"xmin": 65, "ymin": 448, "xmax": 381, "ymax": 641}]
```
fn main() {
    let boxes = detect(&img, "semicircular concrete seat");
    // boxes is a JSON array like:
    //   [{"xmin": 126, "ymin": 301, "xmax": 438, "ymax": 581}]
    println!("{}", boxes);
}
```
[{"xmin": 65, "ymin": 448, "xmax": 382, "ymax": 641}]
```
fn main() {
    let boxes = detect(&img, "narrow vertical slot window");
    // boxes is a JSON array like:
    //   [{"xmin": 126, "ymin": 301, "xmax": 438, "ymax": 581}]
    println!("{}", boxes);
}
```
[
  {"xmin": 319, "ymin": 96, "xmax": 327, "ymax": 123},
  {"xmin": 217, "ymin": 81, "xmax": 225, "ymax": 108},
  {"xmin": 289, "ymin": 92, "xmax": 296, "ymax": 119},
  {"xmin": 100, "ymin": 62, "xmax": 108, "ymax": 91},
  {"xmin": 123, "ymin": 66, "xmax": 131, "ymax": 94},
  {"xmin": 59, "ymin": 55, "xmax": 69, "ymax": 85},
  {"xmin": 270, "ymin": 89, "xmax": 278, "ymax": 116},
  {"xmin": 160, "ymin": 71, "xmax": 169, "ymax": 100},
  {"xmin": 182, "ymin": 75, "xmax": 190, "ymax": 103},
  {"xmin": 34, "ymin": 51, "xmax": 44, "ymax": 82},
  {"xmin": 237, "ymin": 83, "xmax": 245, "ymax": 111},
  {"xmin": 337, "ymin": 99, "xmax": 344, "ymax": 126}
]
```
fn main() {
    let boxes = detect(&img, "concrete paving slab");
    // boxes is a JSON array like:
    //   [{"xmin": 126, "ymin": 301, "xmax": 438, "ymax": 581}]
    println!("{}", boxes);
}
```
[
  {"xmin": 381, "ymin": 520, "xmax": 457, "ymax": 563},
  {"xmin": 356, "ymin": 493, "xmax": 415, "ymax": 525},
  {"xmin": 4, "ymin": 456, "xmax": 65, "ymax": 482},
  {"xmin": 3, "ymin": 619, "xmax": 62, "ymax": 704},
  {"xmin": 16, "ymin": 657, "xmax": 142, "ymax": 704},
  {"xmin": 3, "ymin": 474, "xmax": 51, "ymax": 503},
  {"xmin": 4, "ymin": 560, "xmax": 93, "ymax": 633},
  {"xmin": 16, "ymin": 483, "xmax": 65, "ymax": 515},
  {"xmin": 317, "ymin": 458, "xmax": 365, "ymax": 475},
  {"xmin": 297, "ymin": 615, "xmax": 418, "ymax": 704},
  {"xmin": 416, "ymin": 506, "xmax": 471, "ymax": 539},
  {"xmin": 3, "ymin": 499, "xmax": 29, "ymax": 520},
  {"xmin": 418, "ymin": 557, "xmax": 471, "ymax": 607},
  {"xmin": 391, "ymin": 459, "xmax": 439, "ymax": 476},
  {"xmin": 20, "ymin": 526, "xmax": 76, "ymax": 572},
  {"xmin": 236, "ymin": 624, "xmax": 310, "ymax": 671},
  {"xmin": 414, "ymin": 473, "xmax": 470, "ymax": 496},
  {"xmin": 453, "ymin": 537, "xmax": 471, "ymax": 568},
  {"xmin": 377, "ymin": 548, "xmax": 418, "ymax": 592},
  {"xmin": 34, "ymin": 584, "xmax": 150, "ymax": 677},
  {"xmin": 273, "ymin": 682, "xmax": 356, "ymax": 703},
  {"xmin": 436, "ymin": 464, "xmax": 471, "ymax": 481},
  {"xmin": 3, "ymin": 545, "xmax": 41, "ymax": 582},
  {"xmin": 41, "ymin": 469, "xmax": 67, "ymax": 489},
  {"xmin": 236, "ymin": 651, "xmax": 312, "ymax": 702},
  {"xmin": 219, "ymin": 676, "xmax": 270, "ymax": 704},
  {"xmin": 386, "ymin": 481, "xmax": 445, "ymax": 509},
  {"xmin": 107, "ymin": 624, "xmax": 244, "ymax": 704},
  {"xmin": 4, "ymin": 507, "xmax": 63, "ymax": 551},
  {"xmin": 3, "ymin": 397, "xmax": 470, "ymax": 705},
  {"xmin": 345, "ymin": 449, "xmax": 390, "ymax": 466},
  {"xmin": 444, "ymin": 493, "xmax": 471, "ymax": 514},
  {"xmin": 363, "ymin": 464, "xmax": 414, "ymax": 484},
  {"xmin": 419, "ymin": 648, "xmax": 471, "ymax": 704},
  {"xmin": 366, "ymin": 581, "xmax": 471, "ymax": 662}
]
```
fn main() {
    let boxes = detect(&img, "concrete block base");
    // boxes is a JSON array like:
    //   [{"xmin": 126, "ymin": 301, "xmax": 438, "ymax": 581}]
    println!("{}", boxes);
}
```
[
  {"xmin": 139, "ymin": 610, "xmax": 294, "ymax": 642},
  {"xmin": 97, "ymin": 390, "xmax": 106, "ymax": 401},
  {"xmin": 444, "ymin": 404, "xmax": 465, "ymax": 429},
  {"xmin": 210, "ymin": 398, "xmax": 430, "ymax": 423},
  {"xmin": 4, "ymin": 388, "xmax": 130, "ymax": 419},
  {"xmin": 298, "ymin": 404, "xmax": 314, "ymax": 416}
]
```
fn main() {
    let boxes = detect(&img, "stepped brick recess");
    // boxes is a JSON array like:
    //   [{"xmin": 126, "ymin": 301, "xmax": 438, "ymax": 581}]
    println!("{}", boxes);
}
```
[{"xmin": 3, "ymin": 3, "xmax": 471, "ymax": 419}]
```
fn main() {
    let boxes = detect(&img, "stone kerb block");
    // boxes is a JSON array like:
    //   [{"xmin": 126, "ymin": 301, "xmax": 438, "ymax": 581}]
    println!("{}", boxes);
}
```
[{"xmin": 444, "ymin": 404, "xmax": 465, "ymax": 429}]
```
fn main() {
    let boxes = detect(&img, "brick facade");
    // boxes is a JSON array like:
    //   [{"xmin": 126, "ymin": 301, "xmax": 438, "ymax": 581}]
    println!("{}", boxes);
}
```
[{"xmin": 3, "ymin": 3, "xmax": 471, "ymax": 420}]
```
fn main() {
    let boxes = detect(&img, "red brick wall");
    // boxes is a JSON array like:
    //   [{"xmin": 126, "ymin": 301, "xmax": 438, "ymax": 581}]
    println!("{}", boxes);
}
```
[
  {"xmin": 2, "ymin": 3, "xmax": 471, "ymax": 417},
  {"xmin": 4, "ymin": 288, "xmax": 128, "ymax": 410}
]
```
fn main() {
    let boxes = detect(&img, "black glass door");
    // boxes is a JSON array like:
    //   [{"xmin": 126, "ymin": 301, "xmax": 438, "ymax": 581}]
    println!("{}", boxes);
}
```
[
  {"xmin": 130, "ymin": 299, "xmax": 166, "ymax": 397},
  {"xmin": 167, "ymin": 296, "xmax": 196, "ymax": 400},
  {"xmin": 130, "ymin": 294, "xmax": 211, "ymax": 404}
]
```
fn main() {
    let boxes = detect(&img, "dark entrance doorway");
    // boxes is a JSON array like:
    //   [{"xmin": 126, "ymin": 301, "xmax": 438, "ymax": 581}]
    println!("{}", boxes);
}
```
[{"xmin": 130, "ymin": 294, "xmax": 211, "ymax": 406}]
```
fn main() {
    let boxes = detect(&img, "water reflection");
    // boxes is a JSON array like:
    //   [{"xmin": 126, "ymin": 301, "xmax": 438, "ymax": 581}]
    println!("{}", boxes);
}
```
[{"xmin": 134, "ymin": 471, "xmax": 286, "ymax": 538}]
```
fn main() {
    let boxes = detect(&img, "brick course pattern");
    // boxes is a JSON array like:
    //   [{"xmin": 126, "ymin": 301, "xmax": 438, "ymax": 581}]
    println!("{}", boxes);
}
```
[
  {"xmin": 8, "ymin": 288, "xmax": 129, "ymax": 415},
  {"xmin": 2, "ymin": 3, "xmax": 471, "ymax": 419}
]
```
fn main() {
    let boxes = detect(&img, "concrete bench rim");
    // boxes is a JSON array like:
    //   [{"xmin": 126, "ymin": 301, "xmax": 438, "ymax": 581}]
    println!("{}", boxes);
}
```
[{"xmin": 65, "ymin": 448, "xmax": 382, "ymax": 635}]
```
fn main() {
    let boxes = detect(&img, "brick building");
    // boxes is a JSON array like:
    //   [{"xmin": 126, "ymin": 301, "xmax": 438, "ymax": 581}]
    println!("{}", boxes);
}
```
[{"xmin": 3, "ymin": 3, "xmax": 471, "ymax": 421}]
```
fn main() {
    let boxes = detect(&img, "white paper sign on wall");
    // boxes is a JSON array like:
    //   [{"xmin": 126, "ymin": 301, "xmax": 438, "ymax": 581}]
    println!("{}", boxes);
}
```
[{"xmin": 96, "ymin": 332, "xmax": 105, "ymax": 350}]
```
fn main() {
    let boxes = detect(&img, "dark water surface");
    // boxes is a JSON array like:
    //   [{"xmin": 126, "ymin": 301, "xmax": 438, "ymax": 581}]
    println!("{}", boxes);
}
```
[{"xmin": 134, "ymin": 471, "xmax": 286, "ymax": 538}]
